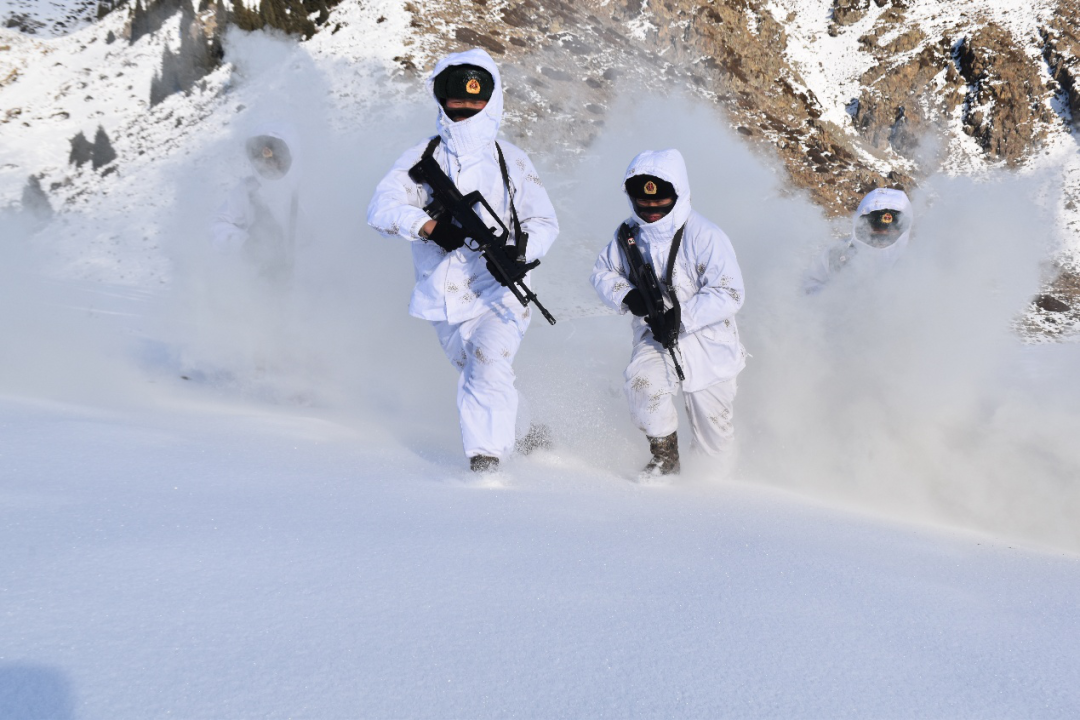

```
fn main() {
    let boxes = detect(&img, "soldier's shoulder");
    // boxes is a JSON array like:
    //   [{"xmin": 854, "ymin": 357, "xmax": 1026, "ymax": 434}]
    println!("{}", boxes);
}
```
[
  {"xmin": 495, "ymin": 140, "xmax": 540, "ymax": 168},
  {"xmin": 495, "ymin": 139, "xmax": 527, "ymax": 156},
  {"xmin": 396, "ymin": 136, "xmax": 440, "ymax": 163},
  {"xmin": 226, "ymin": 176, "xmax": 260, "ymax": 200},
  {"xmin": 497, "ymin": 141, "xmax": 549, "ymax": 190},
  {"xmin": 686, "ymin": 210, "xmax": 730, "ymax": 243},
  {"xmin": 826, "ymin": 240, "xmax": 858, "ymax": 272}
]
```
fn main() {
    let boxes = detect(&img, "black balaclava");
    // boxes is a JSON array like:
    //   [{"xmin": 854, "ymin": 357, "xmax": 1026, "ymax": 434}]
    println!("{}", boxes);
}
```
[
  {"xmin": 625, "ymin": 174, "xmax": 677, "ymax": 222},
  {"xmin": 433, "ymin": 64, "xmax": 495, "ymax": 121},
  {"xmin": 246, "ymin": 135, "xmax": 292, "ymax": 180},
  {"xmin": 855, "ymin": 208, "xmax": 908, "ymax": 248}
]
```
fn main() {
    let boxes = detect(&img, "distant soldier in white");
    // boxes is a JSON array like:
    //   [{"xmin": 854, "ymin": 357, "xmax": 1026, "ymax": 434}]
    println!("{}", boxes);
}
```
[
  {"xmin": 211, "ymin": 124, "xmax": 302, "ymax": 289},
  {"xmin": 591, "ymin": 149, "xmax": 747, "ymax": 478},
  {"xmin": 803, "ymin": 187, "xmax": 913, "ymax": 294},
  {"xmin": 366, "ymin": 48, "xmax": 559, "ymax": 473}
]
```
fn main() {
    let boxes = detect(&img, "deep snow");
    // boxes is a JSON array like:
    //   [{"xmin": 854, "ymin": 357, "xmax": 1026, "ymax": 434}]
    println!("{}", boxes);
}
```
[
  {"xmin": 3, "ymin": 6, "xmax": 1080, "ymax": 718},
  {"xmin": 3, "ymin": 392, "xmax": 1080, "ymax": 719}
]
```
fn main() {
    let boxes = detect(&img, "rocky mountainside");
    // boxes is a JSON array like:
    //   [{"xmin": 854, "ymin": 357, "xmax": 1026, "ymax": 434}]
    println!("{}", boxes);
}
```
[
  {"xmin": 3, "ymin": 0, "xmax": 1080, "ymax": 333},
  {"xmin": 395, "ymin": 1, "xmax": 1065, "ymax": 201},
  {"xmin": 400, "ymin": 0, "xmax": 1080, "ymax": 334}
]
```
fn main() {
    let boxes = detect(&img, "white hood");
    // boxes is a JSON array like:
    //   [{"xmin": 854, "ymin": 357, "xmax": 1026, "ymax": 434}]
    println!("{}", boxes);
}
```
[
  {"xmin": 246, "ymin": 121, "xmax": 301, "ymax": 187},
  {"xmin": 245, "ymin": 121, "xmax": 303, "ymax": 242},
  {"xmin": 428, "ymin": 48, "xmax": 503, "ymax": 157},
  {"xmin": 851, "ymin": 187, "xmax": 912, "ymax": 255},
  {"xmin": 623, "ymin": 149, "xmax": 693, "ymax": 242}
]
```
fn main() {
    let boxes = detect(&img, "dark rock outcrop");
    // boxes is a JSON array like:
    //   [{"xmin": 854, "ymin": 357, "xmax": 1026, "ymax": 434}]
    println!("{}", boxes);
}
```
[
  {"xmin": 955, "ymin": 25, "xmax": 1053, "ymax": 165},
  {"xmin": 1042, "ymin": 0, "xmax": 1080, "ymax": 125}
]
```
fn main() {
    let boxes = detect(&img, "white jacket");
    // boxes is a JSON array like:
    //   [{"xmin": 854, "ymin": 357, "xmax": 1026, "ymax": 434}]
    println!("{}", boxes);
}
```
[
  {"xmin": 804, "ymin": 188, "xmax": 913, "ymax": 293},
  {"xmin": 591, "ymin": 149, "xmax": 747, "ymax": 392},
  {"xmin": 366, "ymin": 48, "xmax": 559, "ymax": 324},
  {"xmin": 211, "ymin": 122, "xmax": 303, "ymax": 282}
]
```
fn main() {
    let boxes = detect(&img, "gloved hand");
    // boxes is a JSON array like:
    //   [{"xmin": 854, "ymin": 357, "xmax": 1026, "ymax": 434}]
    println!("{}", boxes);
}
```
[
  {"xmin": 426, "ymin": 221, "xmax": 468, "ymax": 252},
  {"xmin": 485, "ymin": 244, "xmax": 540, "ymax": 286},
  {"xmin": 646, "ymin": 305, "xmax": 681, "ymax": 346},
  {"xmin": 622, "ymin": 289, "xmax": 648, "ymax": 317}
]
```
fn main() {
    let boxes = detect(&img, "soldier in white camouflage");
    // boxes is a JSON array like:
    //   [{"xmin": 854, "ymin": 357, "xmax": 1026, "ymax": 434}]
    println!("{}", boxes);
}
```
[
  {"xmin": 591, "ymin": 149, "xmax": 747, "ymax": 479},
  {"xmin": 367, "ymin": 48, "xmax": 559, "ymax": 473}
]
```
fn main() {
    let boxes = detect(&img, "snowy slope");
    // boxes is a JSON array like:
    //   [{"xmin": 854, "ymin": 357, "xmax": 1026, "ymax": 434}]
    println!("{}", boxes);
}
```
[
  {"xmin": 0, "ymin": 0, "xmax": 426, "ymax": 286},
  {"xmin": 1, "ymin": 3, "xmax": 1080, "ymax": 717},
  {"xmin": 2, "ymin": 392, "xmax": 1079, "ymax": 719},
  {"xmin": 0, "ymin": 0, "xmax": 99, "ymax": 37},
  {"xmin": 769, "ymin": 0, "xmax": 1058, "ymax": 131},
  {"xmin": 766, "ymin": 0, "xmax": 1080, "ymax": 264}
]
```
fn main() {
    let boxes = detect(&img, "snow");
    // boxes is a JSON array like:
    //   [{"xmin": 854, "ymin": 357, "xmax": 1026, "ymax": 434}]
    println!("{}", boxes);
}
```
[
  {"xmin": 767, "ymin": 0, "xmax": 1060, "ymax": 138},
  {"xmin": 2, "ymin": 4, "xmax": 1080, "ymax": 717},
  {"xmin": 3, "ymin": 392, "xmax": 1080, "ymax": 718},
  {"xmin": 766, "ymin": 0, "xmax": 890, "ymax": 134},
  {"xmin": 625, "ymin": 0, "xmax": 658, "ymax": 43},
  {"xmin": 0, "ymin": 0, "xmax": 98, "ymax": 37}
]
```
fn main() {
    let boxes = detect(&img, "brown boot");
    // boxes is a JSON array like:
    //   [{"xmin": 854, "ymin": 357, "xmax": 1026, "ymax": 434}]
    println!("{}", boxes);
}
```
[
  {"xmin": 469, "ymin": 455, "xmax": 500, "ymax": 473},
  {"xmin": 641, "ymin": 432, "xmax": 680, "ymax": 478}
]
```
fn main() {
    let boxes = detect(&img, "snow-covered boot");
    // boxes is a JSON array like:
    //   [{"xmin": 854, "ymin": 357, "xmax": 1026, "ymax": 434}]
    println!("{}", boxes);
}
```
[
  {"xmin": 515, "ymin": 423, "xmax": 553, "ymax": 455},
  {"xmin": 641, "ymin": 432, "xmax": 680, "ymax": 478},
  {"xmin": 470, "ymin": 455, "xmax": 500, "ymax": 473}
]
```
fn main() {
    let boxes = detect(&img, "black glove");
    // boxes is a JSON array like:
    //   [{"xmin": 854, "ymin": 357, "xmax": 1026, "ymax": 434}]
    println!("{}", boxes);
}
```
[
  {"xmin": 426, "ymin": 221, "xmax": 468, "ymax": 252},
  {"xmin": 485, "ymin": 244, "xmax": 540, "ymax": 286},
  {"xmin": 646, "ymin": 305, "xmax": 681, "ymax": 346},
  {"xmin": 622, "ymin": 289, "xmax": 648, "ymax": 317}
]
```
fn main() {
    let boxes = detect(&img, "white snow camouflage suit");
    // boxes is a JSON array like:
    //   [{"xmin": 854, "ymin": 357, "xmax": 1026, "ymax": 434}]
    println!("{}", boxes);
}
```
[
  {"xmin": 366, "ymin": 48, "xmax": 559, "ymax": 460},
  {"xmin": 591, "ymin": 149, "xmax": 747, "ymax": 456},
  {"xmin": 803, "ymin": 187, "xmax": 913, "ymax": 294},
  {"xmin": 211, "ymin": 122, "xmax": 304, "ymax": 288}
]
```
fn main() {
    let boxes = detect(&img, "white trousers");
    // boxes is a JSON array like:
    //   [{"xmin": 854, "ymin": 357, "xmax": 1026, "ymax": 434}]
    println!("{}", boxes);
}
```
[
  {"xmin": 624, "ymin": 342, "xmax": 738, "ymax": 456},
  {"xmin": 433, "ymin": 307, "xmax": 529, "ymax": 459}
]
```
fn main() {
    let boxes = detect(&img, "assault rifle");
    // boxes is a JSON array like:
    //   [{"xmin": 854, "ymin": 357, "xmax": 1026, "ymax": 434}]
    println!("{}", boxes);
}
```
[
  {"xmin": 407, "ymin": 143, "xmax": 556, "ymax": 325},
  {"xmin": 616, "ymin": 222, "xmax": 685, "ymax": 381}
]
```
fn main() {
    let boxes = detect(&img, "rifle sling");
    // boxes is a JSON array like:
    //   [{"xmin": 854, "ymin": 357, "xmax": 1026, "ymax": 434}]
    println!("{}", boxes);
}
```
[
  {"xmin": 420, "ymin": 135, "xmax": 440, "ymax": 165},
  {"xmin": 495, "ymin": 143, "xmax": 525, "ymax": 248},
  {"xmin": 664, "ymin": 224, "xmax": 685, "ymax": 290}
]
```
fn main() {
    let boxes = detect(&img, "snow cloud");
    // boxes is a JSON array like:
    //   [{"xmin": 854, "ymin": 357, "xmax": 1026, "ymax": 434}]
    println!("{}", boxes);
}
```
[
  {"xmin": 4, "ymin": 35, "xmax": 1077, "ymax": 551},
  {"xmin": 694, "ymin": 124, "xmax": 1080, "ymax": 551},
  {"xmin": 0, "ymin": 209, "xmax": 136, "ymax": 403},
  {"xmin": 522, "ymin": 92, "xmax": 1080, "ymax": 551}
]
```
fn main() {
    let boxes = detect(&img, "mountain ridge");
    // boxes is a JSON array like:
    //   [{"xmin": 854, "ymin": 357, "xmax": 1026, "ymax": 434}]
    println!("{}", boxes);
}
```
[{"xmin": 3, "ymin": 0, "xmax": 1080, "ymax": 333}]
